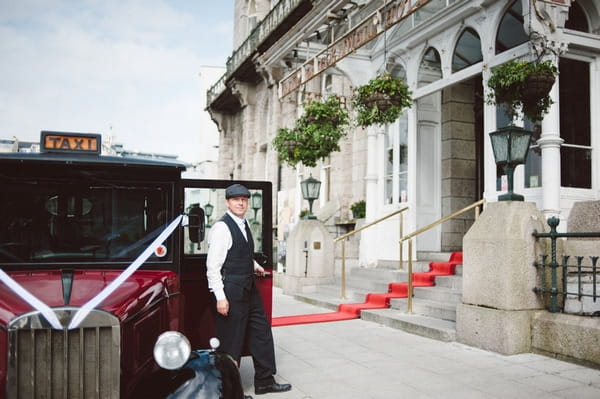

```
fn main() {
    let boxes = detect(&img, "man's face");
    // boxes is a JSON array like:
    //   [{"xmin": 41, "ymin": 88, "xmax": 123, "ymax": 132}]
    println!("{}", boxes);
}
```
[{"xmin": 226, "ymin": 196, "xmax": 249, "ymax": 218}]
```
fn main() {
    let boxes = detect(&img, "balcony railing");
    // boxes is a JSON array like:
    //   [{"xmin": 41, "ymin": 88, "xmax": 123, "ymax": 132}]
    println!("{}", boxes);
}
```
[
  {"xmin": 207, "ymin": 0, "xmax": 307, "ymax": 104},
  {"xmin": 207, "ymin": 0, "xmax": 461, "ymax": 105}
]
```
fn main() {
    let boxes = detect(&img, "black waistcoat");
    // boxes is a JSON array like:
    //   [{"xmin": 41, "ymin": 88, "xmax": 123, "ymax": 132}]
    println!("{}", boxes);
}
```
[{"xmin": 220, "ymin": 213, "xmax": 254, "ymax": 288}]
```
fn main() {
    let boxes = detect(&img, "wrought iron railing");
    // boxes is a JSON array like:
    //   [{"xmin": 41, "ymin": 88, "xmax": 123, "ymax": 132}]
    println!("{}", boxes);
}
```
[{"xmin": 532, "ymin": 216, "xmax": 600, "ymax": 313}]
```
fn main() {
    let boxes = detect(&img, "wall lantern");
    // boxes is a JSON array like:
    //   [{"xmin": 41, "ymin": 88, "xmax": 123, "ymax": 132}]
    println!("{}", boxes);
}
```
[
  {"xmin": 204, "ymin": 202, "xmax": 214, "ymax": 227},
  {"xmin": 489, "ymin": 126, "xmax": 533, "ymax": 201},
  {"xmin": 300, "ymin": 175, "xmax": 321, "ymax": 219},
  {"xmin": 250, "ymin": 191, "xmax": 262, "ymax": 224}
]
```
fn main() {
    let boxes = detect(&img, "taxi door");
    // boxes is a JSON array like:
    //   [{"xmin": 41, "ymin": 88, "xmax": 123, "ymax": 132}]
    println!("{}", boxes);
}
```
[{"xmin": 180, "ymin": 180, "xmax": 273, "ymax": 349}]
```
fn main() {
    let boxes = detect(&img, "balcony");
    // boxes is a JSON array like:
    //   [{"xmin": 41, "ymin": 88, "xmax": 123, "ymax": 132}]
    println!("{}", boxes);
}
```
[
  {"xmin": 207, "ymin": 0, "xmax": 313, "ymax": 112},
  {"xmin": 207, "ymin": 0, "xmax": 461, "ymax": 112}
]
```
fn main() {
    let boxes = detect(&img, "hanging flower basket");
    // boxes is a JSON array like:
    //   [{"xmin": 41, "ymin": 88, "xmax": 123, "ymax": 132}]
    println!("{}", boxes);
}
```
[
  {"xmin": 282, "ymin": 139, "xmax": 298, "ymax": 158},
  {"xmin": 352, "ymin": 74, "xmax": 413, "ymax": 127},
  {"xmin": 522, "ymin": 71, "xmax": 556, "ymax": 105},
  {"xmin": 486, "ymin": 59, "xmax": 557, "ymax": 123},
  {"xmin": 273, "ymin": 95, "xmax": 349, "ymax": 167},
  {"xmin": 363, "ymin": 93, "xmax": 406, "ymax": 112},
  {"xmin": 302, "ymin": 95, "xmax": 349, "ymax": 127}
]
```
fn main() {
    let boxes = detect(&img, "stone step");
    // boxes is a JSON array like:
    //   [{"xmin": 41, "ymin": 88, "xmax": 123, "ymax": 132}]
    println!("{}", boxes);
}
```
[
  {"xmin": 326, "ymin": 274, "xmax": 393, "ymax": 294},
  {"xmin": 360, "ymin": 308, "xmax": 457, "ymax": 342},
  {"xmin": 293, "ymin": 252, "xmax": 463, "ymax": 342},
  {"xmin": 434, "ymin": 273, "xmax": 463, "ymax": 289},
  {"xmin": 296, "ymin": 284, "xmax": 367, "ymax": 307},
  {"xmin": 389, "ymin": 297, "xmax": 458, "ymax": 321},
  {"xmin": 349, "ymin": 267, "xmax": 409, "ymax": 282},
  {"xmin": 416, "ymin": 251, "xmax": 458, "ymax": 262},
  {"xmin": 412, "ymin": 285, "xmax": 463, "ymax": 304}
]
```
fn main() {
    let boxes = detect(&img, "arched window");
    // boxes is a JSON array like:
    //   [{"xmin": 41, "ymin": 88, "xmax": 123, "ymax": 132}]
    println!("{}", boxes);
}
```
[
  {"xmin": 452, "ymin": 28, "xmax": 483, "ymax": 72},
  {"xmin": 496, "ymin": 0, "xmax": 528, "ymax": 54},
  {"xmin": 418, "ymin": 47, "xmax": 442, "ymax": 88},
  {"xmin": 565, "ymin": 2, "xmax": 589, "ymax": 32}
]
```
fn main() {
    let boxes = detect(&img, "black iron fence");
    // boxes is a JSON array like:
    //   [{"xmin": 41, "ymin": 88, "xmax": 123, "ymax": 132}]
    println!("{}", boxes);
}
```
[{"xmin": 532, "ymin": 216, "xmax": 600, "ymax": 314}]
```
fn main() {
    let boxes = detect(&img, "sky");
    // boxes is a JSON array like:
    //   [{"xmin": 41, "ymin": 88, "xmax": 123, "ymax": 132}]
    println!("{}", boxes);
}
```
[{"xmin": 0, "ymin": 0, "xmax": 233, "ymax": 165}]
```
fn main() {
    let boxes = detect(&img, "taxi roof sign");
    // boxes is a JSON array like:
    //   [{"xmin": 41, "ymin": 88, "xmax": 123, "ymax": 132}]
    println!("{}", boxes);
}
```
[{"xmin": 41, "ymin": 131, "xmax": 101, "ymax": 155}]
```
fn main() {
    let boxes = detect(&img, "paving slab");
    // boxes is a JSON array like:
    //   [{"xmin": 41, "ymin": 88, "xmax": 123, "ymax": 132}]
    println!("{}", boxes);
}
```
[{"xmin": 238, "ymin": 287, "xmax": 600, "ymax": 398}]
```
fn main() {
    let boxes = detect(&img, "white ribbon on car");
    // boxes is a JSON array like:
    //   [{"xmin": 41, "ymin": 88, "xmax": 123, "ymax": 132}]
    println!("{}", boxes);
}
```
[
  {"xmin": 68, "ymin": 214, "xmax": 184, "ymax": 329},
  {"xmin": 0, "ymin": 269, "xmax": 63, "ymax": 329},
  {"xmin": 0, "ymin": 214, "xmax": 185, "ymax": 330}
]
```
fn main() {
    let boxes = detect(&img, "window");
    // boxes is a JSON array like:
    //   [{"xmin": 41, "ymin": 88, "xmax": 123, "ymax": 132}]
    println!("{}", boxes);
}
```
[
  {"xmin": 183, "ymin": 187, "xmax": 265, "ymax": 255},
  {"xmin": 565, "ymin": 2, "xmax": 589, "ymax": 32},
  {"xmin": 385, "ymin": 114, "xmax": 409, "ymax": 204},
  {"xmin": 496, "ymin": 0, "xmax": 528, "ymax": 54},
  {"xmin": 452, "ymin": 28, "xmax": 483, "ymax": 72},
  {"xmin": 384, "ymin": 64, "xmax": 409, "ymax": 204},
  {"xmin": 1, "ymin": 182, "xmax": 171, "ymax": 263},
  {"xmin": 418, "ymin": 47, "xmax": 442, "ymax": 88},
  {"xmin": 559, "ymin": 58, "xmax": 591, "ymax": 188},
  {"xmin": 524, "ymin": 121, "xmax": 541, "ymax": 188}
]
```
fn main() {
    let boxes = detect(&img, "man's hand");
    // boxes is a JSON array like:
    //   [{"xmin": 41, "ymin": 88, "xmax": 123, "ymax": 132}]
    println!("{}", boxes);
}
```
[
  {"xmin": 254, "ymin": 264, "xmax": 265, "ymax": 277},
  {"xmin": 216, "ymin": 299, "xmax": 229, "ymax": 316}
]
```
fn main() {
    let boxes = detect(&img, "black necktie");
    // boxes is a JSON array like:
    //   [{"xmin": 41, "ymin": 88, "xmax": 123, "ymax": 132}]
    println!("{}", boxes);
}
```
[{"xmin": 244, "ymin": 220, "xmax": 252, "ymax": 242}]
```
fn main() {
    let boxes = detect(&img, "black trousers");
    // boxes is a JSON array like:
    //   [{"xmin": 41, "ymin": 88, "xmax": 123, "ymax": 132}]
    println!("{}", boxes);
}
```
[{"xmin": 215, "ymin": 279, "xmax": 276, "ymax": 386}]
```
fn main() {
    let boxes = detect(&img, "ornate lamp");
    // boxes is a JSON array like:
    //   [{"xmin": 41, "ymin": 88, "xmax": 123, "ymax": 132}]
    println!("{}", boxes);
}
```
[
  {"xmin": 489, "ymin": 126, "xmax": 533, "ymax": 201},
  {"xmin": 300, "ymin": 175, "xmax": 321, "ymax": 219},
  {"xmin": 250, "ymin": 191, "xmax": 262, "ymax": 224},
  {"xmin": 204, "ymin": 202, "xmax": 214, "ymax": 227}
]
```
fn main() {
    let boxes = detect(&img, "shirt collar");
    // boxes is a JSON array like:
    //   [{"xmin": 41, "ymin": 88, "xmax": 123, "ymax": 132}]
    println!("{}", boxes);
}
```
[{"xmin": 227, "ymin": 210, "xmax": 246, "ymax": 225}]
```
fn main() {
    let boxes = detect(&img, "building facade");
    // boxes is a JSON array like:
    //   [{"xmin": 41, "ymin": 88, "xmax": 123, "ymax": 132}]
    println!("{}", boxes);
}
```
[{"xmin": 207, "ymin": 0, "xmax": 600, "ymax": 267}]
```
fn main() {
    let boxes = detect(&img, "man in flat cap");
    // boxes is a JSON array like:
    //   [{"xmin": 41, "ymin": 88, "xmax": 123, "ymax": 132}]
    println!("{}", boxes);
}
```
[{"xmin": 207, "ymin": 183, "xmax": 291, "ymax": 396}]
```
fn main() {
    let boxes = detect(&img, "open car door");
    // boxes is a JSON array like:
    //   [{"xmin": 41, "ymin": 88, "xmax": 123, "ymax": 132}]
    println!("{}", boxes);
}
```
[{"xmin": 180, "ymin": 179, "xmax": 273, "ymax": 348}]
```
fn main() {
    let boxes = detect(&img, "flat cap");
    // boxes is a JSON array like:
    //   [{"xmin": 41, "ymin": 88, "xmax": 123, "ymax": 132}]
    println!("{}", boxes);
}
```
[{"xmin": 225, "ymin": 184, "xmax": 251, "ymax": 199}]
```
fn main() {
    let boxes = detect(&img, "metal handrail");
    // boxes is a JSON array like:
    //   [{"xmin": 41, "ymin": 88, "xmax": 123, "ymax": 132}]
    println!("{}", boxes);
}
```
[
  {"xmin": 400, "ymin": 198, "xmax": 486, "ymax": 313},
  {"xmin": 334, "ymin": 206, "xmax": 409, "ymax": 299},
  {"xmin": 401, "ymin": 199, "xmax": 486, "ymax": 243}
]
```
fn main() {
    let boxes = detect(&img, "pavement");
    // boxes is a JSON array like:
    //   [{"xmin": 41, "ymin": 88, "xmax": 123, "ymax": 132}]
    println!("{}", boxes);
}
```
[{"xmin": 238, "ymin": 287, "xmax": 600, "ymax": 399}]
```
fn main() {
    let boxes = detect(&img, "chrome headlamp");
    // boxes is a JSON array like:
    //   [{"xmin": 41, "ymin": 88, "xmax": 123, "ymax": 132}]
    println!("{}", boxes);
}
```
[{"xmin": 153, "ymin": 331, "xmax": 192, "ymax": 370}]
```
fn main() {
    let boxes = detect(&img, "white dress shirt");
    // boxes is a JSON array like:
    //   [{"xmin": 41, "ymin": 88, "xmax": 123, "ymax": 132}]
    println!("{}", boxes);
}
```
[{"xmin": 206, "ymin": 211, "xmax": 254, "ymax": 301}]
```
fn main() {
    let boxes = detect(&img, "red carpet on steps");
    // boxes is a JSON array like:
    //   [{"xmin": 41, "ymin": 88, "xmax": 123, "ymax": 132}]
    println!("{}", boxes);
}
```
[{"xmin": 271, "ymin": 252, "xmax": 462, "ymax": 327}]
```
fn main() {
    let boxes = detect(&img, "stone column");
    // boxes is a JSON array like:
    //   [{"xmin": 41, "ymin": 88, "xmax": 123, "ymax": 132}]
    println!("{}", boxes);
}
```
[
  {"xmin": 539, "ymin": 70, "xmax": 563, "ymax": 220},
  {"xmin": 277, "ymin": 219, "xmax": 334, "ymax": 295},
  {"xmin": 360, "ymin": 125, "xmax": 379, "ymax": 267},
  {"xmin": 456, "ymin": 201, "xmax": 547, "ymax": 354}
]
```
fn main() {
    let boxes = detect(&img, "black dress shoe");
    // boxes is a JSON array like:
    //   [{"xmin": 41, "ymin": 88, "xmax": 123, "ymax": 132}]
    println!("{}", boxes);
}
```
[
  {"xmin": 255, "ymin": 382, "xmax": 292, "ymax": 395},
  {"xmin": 245, "ymin": 396, "xmax": 253, "ymax": 399}
]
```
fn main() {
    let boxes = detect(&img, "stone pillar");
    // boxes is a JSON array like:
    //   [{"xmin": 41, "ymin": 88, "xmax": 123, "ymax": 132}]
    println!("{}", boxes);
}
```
[
  {"xmin": 360, "ymin": 125, "xmax": 380, "ymax": 267},
  {"xmin": 440, "ymin": 80, "xmax": 477, "ymax": 251},
  {"xmin": 278, "ymin": 219, "xmax": 334, "ymax": 295},
  {"xmin": 456, "ymin": 201, "xmax": 547, "ymax": 354}
]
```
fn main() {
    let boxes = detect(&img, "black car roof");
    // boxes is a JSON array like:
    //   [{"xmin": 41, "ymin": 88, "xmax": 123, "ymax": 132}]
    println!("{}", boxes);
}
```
[{"xmin": 0, "ymin": 151, "xmax": 187, "ymax": 171}]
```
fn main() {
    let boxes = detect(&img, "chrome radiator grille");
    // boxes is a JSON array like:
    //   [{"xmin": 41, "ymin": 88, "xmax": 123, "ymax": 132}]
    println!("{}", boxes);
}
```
[{"xmin": 8, "ymin": 308, "xmax": 120, "ymax": 399}]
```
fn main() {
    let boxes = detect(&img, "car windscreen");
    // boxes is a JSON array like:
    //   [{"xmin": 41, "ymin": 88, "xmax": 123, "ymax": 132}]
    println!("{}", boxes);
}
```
[{"xmin": 1, "ymin": 180, "xmax": 173, "ymax": 264}]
